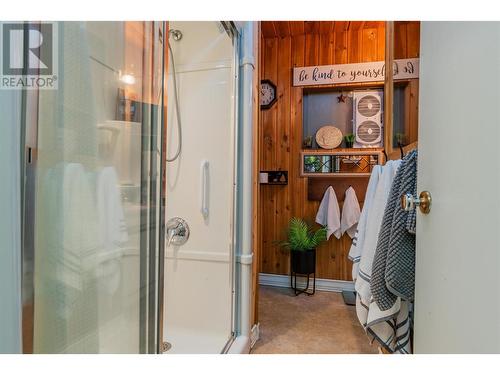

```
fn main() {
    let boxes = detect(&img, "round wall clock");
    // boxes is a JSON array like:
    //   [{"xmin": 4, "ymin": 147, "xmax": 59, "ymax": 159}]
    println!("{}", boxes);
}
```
[{"xmin": 260, "ymin": 79, "xmax": 277, "ymax": 109}]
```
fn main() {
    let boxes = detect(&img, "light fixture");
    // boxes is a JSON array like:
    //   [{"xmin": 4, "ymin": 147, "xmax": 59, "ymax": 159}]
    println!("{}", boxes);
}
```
[{"xmin": 119, "ymin": 71, "xmax": 136, "ymax": 85}]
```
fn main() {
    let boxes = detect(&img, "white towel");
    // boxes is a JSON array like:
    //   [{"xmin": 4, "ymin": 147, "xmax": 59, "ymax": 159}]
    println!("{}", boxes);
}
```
[
  {"xmin": 97, "ymin": 166, "xmax": 128, "ymax": 251},
  {"xmin": 62, "ymin": 163, "xmax": 101, "ymax": 282},
  {"xmin": 354, "ymin": 160, "xmax": 401, "ymax": 329},
  {"xmin": 315, "ymin": 186, "xmax": 341, "ymax": 240},
  {"xmin": 352, "ymin": 159, "xmax": 410, "ymax": 353},
  {"xmin": 365, "ymin": 297, "xmax": 412, "ymax": 353},
  {"xmin": 341, "ymin": 186, "xmax": 361, "ymax": 239},
  {"xmin": 96, "ymin": 166, "xmax": 128, "ymax": 296},
  {"xmin": 348, "ymin": 165, "xmax": 382, "ymax": 281}
]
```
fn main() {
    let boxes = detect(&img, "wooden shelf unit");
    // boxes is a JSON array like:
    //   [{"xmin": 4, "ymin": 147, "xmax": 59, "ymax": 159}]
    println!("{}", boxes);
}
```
[{"xmin": 300, "ymin": 148, "xmax": 384, "ymax": 177}]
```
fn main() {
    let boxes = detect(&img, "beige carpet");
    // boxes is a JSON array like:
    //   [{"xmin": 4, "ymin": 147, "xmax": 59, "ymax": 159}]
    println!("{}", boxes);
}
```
[{"xmin": 251, "ymin": 286, "xmax": 378, "ymax": 354}]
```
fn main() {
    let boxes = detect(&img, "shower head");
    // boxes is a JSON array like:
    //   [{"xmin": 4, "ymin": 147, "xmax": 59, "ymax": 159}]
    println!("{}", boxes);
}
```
[{"xmin": 169, "ymin": 29, "xmax": 183, "ymax": 41}]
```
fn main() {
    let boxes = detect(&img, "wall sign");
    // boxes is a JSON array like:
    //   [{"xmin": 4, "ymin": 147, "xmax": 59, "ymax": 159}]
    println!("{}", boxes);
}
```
[{"xmin": 293, "ymin": 58, "xmax": 419, "ymax": 87}]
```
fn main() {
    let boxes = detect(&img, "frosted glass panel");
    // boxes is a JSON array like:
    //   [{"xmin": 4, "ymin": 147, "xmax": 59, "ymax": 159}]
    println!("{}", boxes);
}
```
[{"xmin": 31, "ymin": 22, "xmax": 162, "ymax": 353}]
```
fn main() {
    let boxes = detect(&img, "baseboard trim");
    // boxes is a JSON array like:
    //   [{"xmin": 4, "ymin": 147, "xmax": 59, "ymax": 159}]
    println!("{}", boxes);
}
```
[{"xmin": 259, "ymin": 273, "xmax": 355, "ymax": 293}]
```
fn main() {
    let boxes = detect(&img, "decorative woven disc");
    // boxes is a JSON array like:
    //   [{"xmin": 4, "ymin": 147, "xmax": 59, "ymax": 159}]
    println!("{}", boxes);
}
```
[{"xmin": 315, "ymin": 126, "xmax": 343, "ymax": 149}]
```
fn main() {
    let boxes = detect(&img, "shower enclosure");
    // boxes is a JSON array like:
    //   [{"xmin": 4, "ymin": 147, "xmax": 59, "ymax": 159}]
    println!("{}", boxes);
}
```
[
  {"xmin": 15, "ymin": 21, "xmax": 241, "ymax": 354},
  {"xmin": 21, "ymin": 21, "xmax": 165, "ymax": 353},
  {"xmin": 163, "ymin": 21, "xmax": 239, "ymax": 353}
]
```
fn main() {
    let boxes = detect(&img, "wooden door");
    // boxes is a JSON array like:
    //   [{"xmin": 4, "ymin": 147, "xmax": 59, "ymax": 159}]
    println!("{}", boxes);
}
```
[{"xmin": 414, "ymin": 21, "xmax": 500, "ymax": 353}]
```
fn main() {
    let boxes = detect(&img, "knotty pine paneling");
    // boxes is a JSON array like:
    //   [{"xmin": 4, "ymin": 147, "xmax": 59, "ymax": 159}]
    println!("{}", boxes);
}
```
[{"xmin": 258, "ymin": 22, "xmax": 420, "ymax": 280}]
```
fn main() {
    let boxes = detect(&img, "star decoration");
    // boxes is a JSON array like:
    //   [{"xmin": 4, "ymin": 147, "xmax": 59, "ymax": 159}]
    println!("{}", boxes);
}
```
[{"xmin": 337, "ymin": 93, "xmax": 347, "ymax": 103}]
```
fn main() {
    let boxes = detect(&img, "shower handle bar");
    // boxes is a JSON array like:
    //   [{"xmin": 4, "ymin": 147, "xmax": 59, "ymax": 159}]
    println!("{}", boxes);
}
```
[{"xmin": 201, "ymin": 160, "xmax": 209, "ymax": 219}]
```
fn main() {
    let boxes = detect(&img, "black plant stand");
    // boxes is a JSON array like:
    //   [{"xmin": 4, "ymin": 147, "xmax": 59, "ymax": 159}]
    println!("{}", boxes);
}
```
[
  {"xmin": 289, "ymin": 249, "xmax": 316, "ymax": 296},
  {"xmin": 290, "ymin": 270, "xmax": 316, "ymax": 296}
]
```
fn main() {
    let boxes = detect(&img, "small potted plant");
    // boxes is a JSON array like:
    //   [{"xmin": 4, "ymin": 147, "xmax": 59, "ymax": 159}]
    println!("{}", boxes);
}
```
[
  {"xmin": 303, "ymin": 135, "xmax": 313, "ymax": 149},
  {"xmin": 395, "ymin": 132, "xmax": 407, "ymax": 147},
  {"xmin": 279, "ymin": 217, "xmax": 327, "ymax": 275},
  {"xmin": 344, "ymin": 133, "xmax": 355, "ymax": 148}
]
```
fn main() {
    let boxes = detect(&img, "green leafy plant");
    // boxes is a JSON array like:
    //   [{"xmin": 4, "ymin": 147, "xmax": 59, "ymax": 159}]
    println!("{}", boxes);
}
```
[
  {"xmin": 343, "ymin": 133, "xmax": 355, "ymax": 148},
  {"xmin": 394, "ymin": 132, "xmax": 406, "ymax": 146},
  {"xmin": 343, "ymin": 133, "xmax": 355, "ymax": 143},
  {"xmin": 303, "ymin": 135, "xmax": 313, "ymax": 148},
  {"xmin": 278, "ymin": 217, "xmax": 327, "ymax": 252}
]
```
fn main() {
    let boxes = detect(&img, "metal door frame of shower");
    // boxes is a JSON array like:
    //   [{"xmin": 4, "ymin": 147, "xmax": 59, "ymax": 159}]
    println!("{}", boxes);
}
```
[
  {"xmin": 20, "ymin": 23, "xmax": 40, "ymax": 354},
  {"xmin": 156, "ymin": 20, "xmax": 167, "ymax": 354},
  {"xmin": 223, "ymin": 20, "xmax": 241, "ymax": 353},
  {"xmin": 158, "ymin": 21, "xmax": 241, "ymax": 354},
  {"xmin": 19, "ymin": 21, "xmax": 165, "ymax": 354}
]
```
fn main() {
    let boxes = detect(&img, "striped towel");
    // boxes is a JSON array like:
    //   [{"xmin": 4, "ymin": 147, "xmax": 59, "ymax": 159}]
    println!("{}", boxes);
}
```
[
  {"xmin": 355, "ymin": 160, "xmax": 401, "ymax": 309},
  {"xmin": 354, "ymin": 160, "xmax": 402, "ymax": 351},
  {"xmin": 353, "ymin": 159, "xmax": 413, "ymax": 354},
  {"xmin": 371, "ymin": 150, "xmax": 418, "ymax": 311},
  {"xmin": 348, "ymin": 165, "xmax": 382, "ymax": 281}
]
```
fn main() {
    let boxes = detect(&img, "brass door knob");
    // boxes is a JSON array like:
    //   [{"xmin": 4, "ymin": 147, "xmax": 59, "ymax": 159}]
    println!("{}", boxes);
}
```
[{"xmin": 401, "ymin": 191, "xmax": 432, "ymax": 214}]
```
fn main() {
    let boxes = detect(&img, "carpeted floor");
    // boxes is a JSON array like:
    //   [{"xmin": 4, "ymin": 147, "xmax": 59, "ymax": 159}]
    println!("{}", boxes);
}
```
[{"xmin": 251, "ymin": 286, "xmax": 378, "ymax": 354}]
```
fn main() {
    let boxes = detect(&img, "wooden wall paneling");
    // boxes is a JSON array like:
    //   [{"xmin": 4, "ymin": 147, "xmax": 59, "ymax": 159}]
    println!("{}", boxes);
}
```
[
  {"xmin": 291, "ymin": 34, "xmax": 306, "ymax": 223},
  {"xmin": 394, "ymin": 21, "xmax": 408, "ymax": 59},
  {"xmin": 384, "ymin": 21, "xmax": 395, "ymax": 156},
  {"xmin": 276, "ymin": 21, "xmax": 291, "ymax": 38},
  {"xmin": 408, "ymin": 79, "xmax": 419, "ymax": 144},
  {"xmin": 262, "ymin": 38, "xmax": 278, "ymax": 170},
  {"xmin": 377, "ymin": 24, "xmax": 386, "ymax": 61},
  {"xmin": 302, "ymin": 32, "xmax": 320, "ymax": 229},
  {"xmin": 319, "ymin": 21, "xmax": 334, "ymax": 34},
  {"xmin": 335, "ymin": 21, "xmax": 349, "ymax": 32},
  {"xmin": 364, "ymin": 21, "xmax": 383, "ymax": 29},
  {"xmin": 274, "ymin": 36, "xmax": 292, "ymax": 274},
  {"xmin": 290, "ymin": 21, "xmax": 305, "ymax": 36},
  {"xmin": 260, "ymin": 37, "xmax": 279, "ymax": 274},
  {"xmin": 276, "ymin": 37, "xmax": 292, "ymax": 173},
  {"xmin": 348, "ymin": 27, "xmax": 362, "ymax": 63},
  {"xmin": 334, "ymin": 29, "xmax": 348, "ymax": 64},
  {"xmin": 349, "ymin": 21, "xmax": 365, "ymax": 31},
  {"xmin": 304, "ymin": 21, "xmax": 320, "ymax": 34},
  {"xmin": 261, "ymin": 22, "xmax": 277, "ymax": 38},
  {"xmin": 319, "ymin": 32, "xmax": 334, "ymax": 65},
  {"xmin": 308, "ymin": 177, "xmax": 369, "ymax": 203},
  {"xmin": 302, "ymin": 30, "xmax": 343, "ymax": 280},
  {"xmin": 305, "ymin": 33, "xmax": 320, "ymax": 66},
  {"xmin": 406, "ymin": 22, "xmax": 421, "ymax": 58},
  {"xmin": 361, "ymin": 27, "xmax": 379, "ymax": 62}
]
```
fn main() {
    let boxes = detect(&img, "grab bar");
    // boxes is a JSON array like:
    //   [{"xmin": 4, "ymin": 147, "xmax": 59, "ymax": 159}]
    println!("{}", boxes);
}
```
[{"xmin": 201, "ymin": 160, "xmax": 209, "ymax": 219}]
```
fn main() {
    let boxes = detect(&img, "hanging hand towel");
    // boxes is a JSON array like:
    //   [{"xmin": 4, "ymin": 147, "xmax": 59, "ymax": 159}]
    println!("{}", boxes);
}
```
[
  {"xmin": 348, "ymin": 165, "xmax": 382, "ymax": 281},
  {"xmin": 354, "ymin": 160, "xmax": 401, "ymax": 331},
  {"xmin": 315, "ymin": 186, "xmax": 341, "ymax": 240},
  {"xmin": 341, "ymin": 186, "xmax": 361, "ymax": 239},
  {"xmin": 371, "ymin": 149, "xmax": 418, "ymax": 311}
]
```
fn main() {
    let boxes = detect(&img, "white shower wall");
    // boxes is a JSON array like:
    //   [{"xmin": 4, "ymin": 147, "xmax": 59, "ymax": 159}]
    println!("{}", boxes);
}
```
[{"xmin": 164, "ymin": 21, "xmax": 236, "ymax": 353}]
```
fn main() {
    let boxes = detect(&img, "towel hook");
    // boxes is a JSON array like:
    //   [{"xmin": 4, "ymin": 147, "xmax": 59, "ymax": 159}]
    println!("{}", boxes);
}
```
[
  {"xmin": 399, "ymin": 143, "xmax": 405, "ymax": 159},
  {"xmin": 382, "ymin": 150, "xmax": 388, "ymax": 163}
]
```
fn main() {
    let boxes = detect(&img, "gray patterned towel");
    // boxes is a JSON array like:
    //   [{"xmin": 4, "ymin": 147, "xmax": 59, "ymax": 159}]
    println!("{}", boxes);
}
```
[{"xmin": 371, "ymin": 150, "xmax": 418, "ymax": 311}]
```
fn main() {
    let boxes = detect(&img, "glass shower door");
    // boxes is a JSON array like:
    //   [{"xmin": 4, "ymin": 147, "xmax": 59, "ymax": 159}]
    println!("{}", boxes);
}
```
[{"xmin": 22, "ymin": 21, "xmax": 165, "ymax": 353}]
